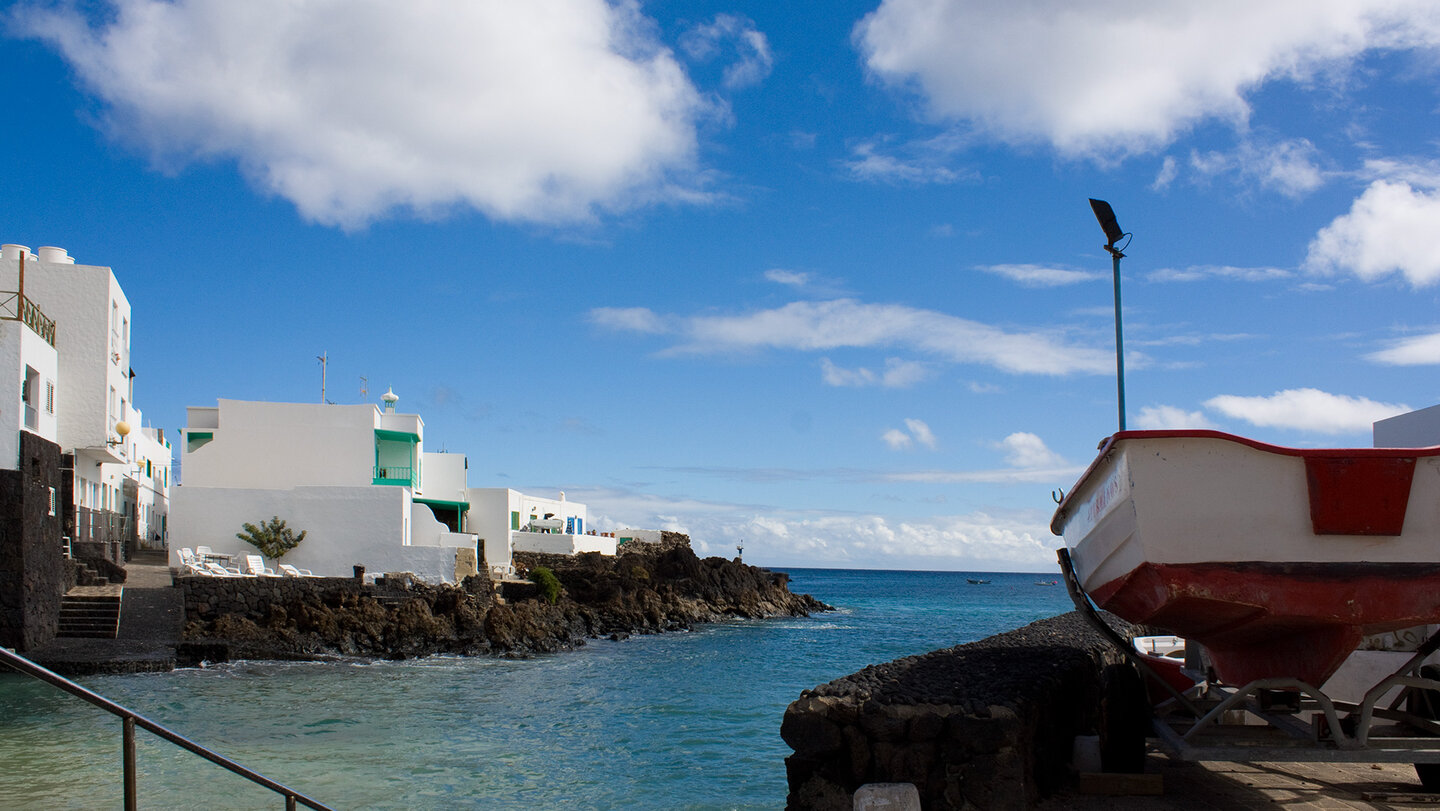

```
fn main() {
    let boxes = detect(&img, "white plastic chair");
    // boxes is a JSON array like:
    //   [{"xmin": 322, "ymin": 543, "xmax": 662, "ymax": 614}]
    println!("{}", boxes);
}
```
[
  {"xmin": 204, "ymin": 561, "xmax": 245, "ymax": 577},
  {"xmin": 243, "ymin": 554, "xmax": 279, "ymax": 577},
  {"xmin": 278, "ymin": 564, "xmax": 317, "ymax": 578}
]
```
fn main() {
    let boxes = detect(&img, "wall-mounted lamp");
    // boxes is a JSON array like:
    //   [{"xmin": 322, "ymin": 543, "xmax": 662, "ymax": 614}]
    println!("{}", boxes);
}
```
[{"xmin": 107, "ymin": 420, "xmax": 131, "ymax": 447}]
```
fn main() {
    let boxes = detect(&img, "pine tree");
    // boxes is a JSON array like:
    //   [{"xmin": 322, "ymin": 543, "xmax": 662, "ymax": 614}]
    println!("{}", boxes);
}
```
[{"xmin": 236, "ymin": 516, "xmax": 308, "ymax": 560}]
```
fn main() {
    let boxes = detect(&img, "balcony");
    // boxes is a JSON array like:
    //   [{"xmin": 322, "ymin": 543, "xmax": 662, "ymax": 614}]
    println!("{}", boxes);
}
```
[
  {"xmin": 373, "ymin": 466, "xmax": 416, "ymax": 487},
  {"xmin": 1, "ymin": 292, "xmax": 56, "ymax": 346}
]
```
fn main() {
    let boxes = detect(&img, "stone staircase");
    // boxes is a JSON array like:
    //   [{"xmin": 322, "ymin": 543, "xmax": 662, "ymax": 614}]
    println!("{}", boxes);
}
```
[{"xmin": 56, "ymin": 586, "xmax": 123, "ymax": 639}]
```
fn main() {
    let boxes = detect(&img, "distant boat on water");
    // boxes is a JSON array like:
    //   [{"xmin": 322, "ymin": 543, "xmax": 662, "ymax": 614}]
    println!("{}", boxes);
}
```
[
  {"xmin": 966, "ymin": 578, "xmax": 991, "ymax": 585},
  {"xmin": 1034, "ymin": 580, "xmax": 1058, "ymax": 586}
]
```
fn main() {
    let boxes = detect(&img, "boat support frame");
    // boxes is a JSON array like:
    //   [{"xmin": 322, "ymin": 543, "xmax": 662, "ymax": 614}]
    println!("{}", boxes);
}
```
[{"xmin": 1058, "ymin": 547, "xmax": 1440, "ymax": 764}]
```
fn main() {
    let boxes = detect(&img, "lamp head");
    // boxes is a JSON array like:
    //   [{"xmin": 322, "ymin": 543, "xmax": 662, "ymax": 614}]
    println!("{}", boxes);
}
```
[
  {"xmin": 1088, "ymin": 198, "xmax": 1124, "ymax": 247},
  {"xmin": 115, "ymin": 420, "xmax": 131, "ymax": 438}
]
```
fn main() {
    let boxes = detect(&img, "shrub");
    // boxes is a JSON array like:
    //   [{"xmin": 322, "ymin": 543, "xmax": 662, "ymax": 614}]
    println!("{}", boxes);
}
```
[
  {"xmin": 529, "ymin": 566, "xmax": 561, "ymax": 605},
  {"xmin": 629, "ymin": 565, "xmax": 650, "ymax": 581},
  {"xmin": 236, "ymin": 516, "xmax": 307, "ymax": 560}
]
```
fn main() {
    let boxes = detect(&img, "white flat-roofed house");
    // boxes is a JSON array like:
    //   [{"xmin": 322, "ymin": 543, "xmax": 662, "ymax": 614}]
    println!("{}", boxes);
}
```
[
  {"xmin": 172, "ymin": 393, "xmax": 482, "ymax": 583},
  {"xmin": 468, "ymin": 488, "xmax": 615, "ymax": 574},
  {"xmin": 0, "ymin": 244, "xmax": 170, "ymax": 563}
]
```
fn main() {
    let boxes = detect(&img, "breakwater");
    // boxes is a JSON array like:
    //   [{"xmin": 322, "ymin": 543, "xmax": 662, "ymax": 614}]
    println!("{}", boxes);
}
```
[
  {"xmin": 179, "ymin": 543, "xmax": 828, "ymax": 664},
  {"xmin": 782, "ymin": 611, "xmax": 1131, "ymax": 810}
]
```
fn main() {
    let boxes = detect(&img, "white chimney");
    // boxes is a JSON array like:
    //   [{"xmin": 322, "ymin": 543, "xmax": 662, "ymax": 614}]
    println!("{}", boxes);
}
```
[
  {"xmin": 2, "ymin": 244, "xmax": 32, "ymax": 261},
  {"xmin": 36, "ymin": 246, "xmax": 74, "ymax": 264}
]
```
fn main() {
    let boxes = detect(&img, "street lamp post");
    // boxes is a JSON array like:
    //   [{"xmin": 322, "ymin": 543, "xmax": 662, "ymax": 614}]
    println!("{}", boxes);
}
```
[{"xmin": 1088, "ymin": 198, "xmax": 1129, "ymax": 431}]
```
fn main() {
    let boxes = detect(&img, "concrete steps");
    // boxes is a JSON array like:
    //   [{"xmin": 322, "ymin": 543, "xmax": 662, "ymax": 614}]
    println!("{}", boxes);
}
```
[{"xmin": 57, "ymin": 587, "xmax": 123, "ymax": 639}]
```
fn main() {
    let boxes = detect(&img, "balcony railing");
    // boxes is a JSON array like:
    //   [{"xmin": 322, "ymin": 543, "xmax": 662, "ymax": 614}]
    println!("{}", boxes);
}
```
[
  {"xmin": 373, "ymin": 466, "xmax": 415, "ymax": 486},
  {"xmin": 0, "ymin": 291, "xmax": 57, "ymax": 346}
]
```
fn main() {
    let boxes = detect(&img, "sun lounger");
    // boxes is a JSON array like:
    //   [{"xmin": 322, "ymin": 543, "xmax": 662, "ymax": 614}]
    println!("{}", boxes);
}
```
[
  {"xmin": 243, "ymin": 554, "xmax": 279, "ymax": 577},
  {"xmin": 204, "ymin": 561, "xmax": 246, "ymax": 577},
  {"xmin": 278, "ymin": 564, "xmax": 318, "ymax": 578}
]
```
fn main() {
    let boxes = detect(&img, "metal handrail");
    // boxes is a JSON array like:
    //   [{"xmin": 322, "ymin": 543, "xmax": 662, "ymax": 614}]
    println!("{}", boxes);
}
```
[{"xmin": 0, "ymin": 646, "xmax": 334, "ymax": 810}]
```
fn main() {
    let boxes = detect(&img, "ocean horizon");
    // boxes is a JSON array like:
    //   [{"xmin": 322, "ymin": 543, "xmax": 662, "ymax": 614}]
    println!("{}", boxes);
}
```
[{"xmin": 0, "ymin": 567, "xmax": 1074, "ymax": 809}]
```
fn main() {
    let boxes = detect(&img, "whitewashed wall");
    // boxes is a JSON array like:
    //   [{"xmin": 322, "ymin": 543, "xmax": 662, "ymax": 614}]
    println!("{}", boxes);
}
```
[
  {"xmin": 0, "ymin": 320, "xmax": 60, "ymax": 469},
  {"xmin": 183, "ymin": 401, "xmax": 382, "ymax": 490},
  {"xmin": 172, "ymin": 484, "xmax": 464, "ymax": 583},
  {"xmin": 512, "ymin": 530, "xmax": 617, "ymax": 556}
]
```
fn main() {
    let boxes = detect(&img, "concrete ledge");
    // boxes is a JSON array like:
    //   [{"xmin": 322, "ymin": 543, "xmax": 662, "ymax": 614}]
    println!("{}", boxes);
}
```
[{"xmin": 782, "ymin": 611, "xmax": 1131, "ymax": 810}]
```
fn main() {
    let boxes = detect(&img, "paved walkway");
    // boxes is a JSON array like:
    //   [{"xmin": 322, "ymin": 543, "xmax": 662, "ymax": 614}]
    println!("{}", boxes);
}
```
[
  {"xmin": 27, "ymin": 550, "xmax": 183, "ymax": 675},
  {"xmin": 1040, "ymin": 752, "xmax": 1440, "ymax": 809}
]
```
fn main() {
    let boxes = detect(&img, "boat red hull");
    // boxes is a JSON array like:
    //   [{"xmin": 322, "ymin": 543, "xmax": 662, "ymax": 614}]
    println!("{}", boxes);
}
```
[{"xmin": 1092, "ymin": 561, "xmax": 1440, "ymax": 686}]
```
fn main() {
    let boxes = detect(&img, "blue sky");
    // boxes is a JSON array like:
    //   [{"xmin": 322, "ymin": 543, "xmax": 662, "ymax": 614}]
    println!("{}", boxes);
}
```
[{"xmin": 5, "ymin": 1, "xmax": 1440, "ymax": 572}]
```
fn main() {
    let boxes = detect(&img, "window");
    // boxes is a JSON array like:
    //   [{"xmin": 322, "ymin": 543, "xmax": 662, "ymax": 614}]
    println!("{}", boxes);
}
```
[
  {"xmin": 22, "ymin": 366, "xmax": 39, "ymax": 429},
  {"xmin": 45, "ymin": 380, "xmax": 54, "ymax": 414},
  {"xmin": 109, "ymin": 387, "xmax": 116, "ymax": 424}
]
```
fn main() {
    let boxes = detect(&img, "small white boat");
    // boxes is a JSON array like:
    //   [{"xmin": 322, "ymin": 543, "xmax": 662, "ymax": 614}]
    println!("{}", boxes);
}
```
[{"xmin": 1052, "ymin": 429, "xmax": 1440, "ymax": 687}]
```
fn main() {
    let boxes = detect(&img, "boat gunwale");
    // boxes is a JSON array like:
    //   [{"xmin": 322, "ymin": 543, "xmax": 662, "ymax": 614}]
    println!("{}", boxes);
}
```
[{"xmin": 1049, "ymin": 429, "xmax": 1440, "ymax": 536}]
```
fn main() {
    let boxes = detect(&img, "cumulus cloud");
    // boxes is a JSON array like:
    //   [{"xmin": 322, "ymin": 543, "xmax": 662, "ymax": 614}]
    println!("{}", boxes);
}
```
[
  {"xmin": 1188, "ymin": 138, "xmax": 1327, "ymax": 198},
  {"xmin": 618, "ymin": 299, "xmax": 1114, "ymax": 376},
  {"xmin": 977, "ymin": 264, "xmax": 1104, "ymax": 287},
  {"xmin": 905, "ymin": 418, "xmax": 937, "ymax": 449},
  {"xmin": 882, "ymin": 418, "xmax": 936, "ymax": 450},
  {"xmin": 589, "ymin": 306, "xmax": 669, "ymax": 334},
  {"xmin": 1367, "ymin": 332, "xmax": 1440, "ymax": 365},
  {"xmin": 1204, "ymin": 388, "xmax": 1409, "ymax": 434},
  {"xmin": 1134, "ymin": 405, "xmax": 1218, "ymax": 429},
  {"xmin": 1304, "ymin": 179, "xmax": 1440, "ymax": 286},
  {"xmin": 580, "ymin": 484, "xmax": 1061, "ymax": 569},
  {"xmin": 881, "ymin": 428, "xmax": 913, "ymax": 450},
  {"xmin": 996, "ymin": 432, "xmax": 1064, "ymax": 468},
  {"xmin": 679, "ymin": 14, "xmax": 773, "ymax": 90},
  {"xmin": 820, "ymin": 357, "xmax": 931, "ymax": 388},
  {"xmin": 854, "ymin": 0, "xmax": 1440, "ymax": 157},
  {"xmin": 16, "ymin": 0, "xmax": 711, "ymax": 228}
]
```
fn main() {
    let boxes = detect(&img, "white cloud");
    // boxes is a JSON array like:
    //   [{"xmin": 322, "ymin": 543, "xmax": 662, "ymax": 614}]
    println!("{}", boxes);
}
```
[
  {"xmin": 765, "ymin": 269, "xmax": 811, "ymax": 287},
  {"xmin": 1304, "ymin": 179, "xmax": 1440, "ymax": 286},
  {"xmin": 578, "ymin": 483, "xmax": 1063, "ymax": 569},
  {"xmin": 17, "ymin": 0, "xmax": 710, "ymax": 228},
  {"xmin": 679, "ymin": 14, "xmax": 773, "ymax": 90},
  {"xmin": 996, "ymin": 432, "xmax": 1064, "ymax": 468},
  {"xmin": 854, "ymin": 0, "xmax": 1440, "ymax": 157},
  {"xmin": 1148, "ymin": 265, "xmax": 1292, "ymax": 282},
  {"xmin": 655, "ymin": 299, "xmax": 1115, "ymax": 376},
  {"xmin": 1204, "ymin": 388, "xmax": 1409, "ymax": 434},
  {"xmin": 589, "ymin": 306, "xmax": 669, "ymax": 334},
  {"xmin": 1134, "ymin": 405, "xmax": 1218, "ymax": 429},
  {"xmin": 844, "ymin": 140, "xmax": 968, "ymax": 184},
  {"xmin": 1188, "ymin": 138, "xmax": 1327, "ymax": 198},
  {"xmin": 904, "ymin": 419, "xmax": 937, "ymax": 449},
  {"xmin": 977, "ymin": 264, "xmax": 1104, "ymax": 287},
  {"xmin": 1367, "ymin": 332, "xmax": 1440, "ymax": 365},
  {"xmin": 881, "ymin": 428, "xmax": 912, "ymax": 450},
  {"xmin": 1152, "ymin": 156, "xmax": 1179, "ymax": 190},
  {"xmin": 820, "ymin": 357, "xmax": 931, "ymax": 388},
  {"xmin": 882, "ymin": 419, "xmax": 936, "ymax": 450}
]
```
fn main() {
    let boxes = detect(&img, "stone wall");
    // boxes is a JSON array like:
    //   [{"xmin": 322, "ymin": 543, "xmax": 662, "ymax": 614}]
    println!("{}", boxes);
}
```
[
  {"xmin": 180, "ymin": 574, "xmax": 393, "ymax": 624},
  {"xmin": 781, "ymin": 611, "xmax": 1131, "ymax": 810},
  {"xmin": 0, "ymin": 433, "xmax": 65, "ymax": 650}
]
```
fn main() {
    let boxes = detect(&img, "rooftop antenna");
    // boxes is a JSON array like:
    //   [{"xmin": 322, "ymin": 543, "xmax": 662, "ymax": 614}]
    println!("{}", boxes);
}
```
[
  {"xmin": 360, "ymin": 376, "xmax": 368, "ymax": 401},
  {"xmin": 1089, "ymin": 198, "xmax": 1132, "ymax": 431},
  {"xmin": 317, "ymin": 352, "xmax": 328, "ymax": 404}
]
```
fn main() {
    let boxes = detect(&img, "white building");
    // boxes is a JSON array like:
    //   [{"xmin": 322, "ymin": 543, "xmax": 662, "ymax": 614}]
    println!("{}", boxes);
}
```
[
  {"xmin": 173, "ymin": 395, "xmax": 483, "ymax": 582},
  {"xmin": 468, "ymin": 488, "xmax": 615, "ymax": 568},
  {"xmin": 174, "ymin": 395, "xmax": 618, "ymax": 582},
  {"xmin": 0, "ymin": 244, "xmax": 171, "ymax": 560}
]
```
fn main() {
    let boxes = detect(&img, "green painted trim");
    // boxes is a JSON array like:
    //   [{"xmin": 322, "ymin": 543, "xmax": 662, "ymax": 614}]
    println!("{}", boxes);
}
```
[
  {"xmin": 374, "ymin": 429, "xmax": 420, "ymax": 443},
  {"xmin": 416, "ymin": 497, "xmax": 470, "ymax": 511}
]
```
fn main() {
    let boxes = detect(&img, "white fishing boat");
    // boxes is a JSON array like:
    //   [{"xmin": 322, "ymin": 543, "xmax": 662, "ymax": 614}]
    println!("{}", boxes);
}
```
[{"xmin": 1051, "ymin": 429, "xmax": 1440, "ymax": 687}]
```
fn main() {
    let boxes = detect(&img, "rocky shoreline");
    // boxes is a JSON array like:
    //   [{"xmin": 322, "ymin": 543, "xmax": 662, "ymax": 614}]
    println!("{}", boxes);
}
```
[{"xmin": 177, "ymin": 543, "xmax": 830, "ymax": 666}]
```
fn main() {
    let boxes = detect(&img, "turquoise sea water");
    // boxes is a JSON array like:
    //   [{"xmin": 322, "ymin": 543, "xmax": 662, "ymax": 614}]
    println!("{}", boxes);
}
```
[{"xmin": 0, "ymin": 568, "xmax": 1072, "ymax": 809}]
